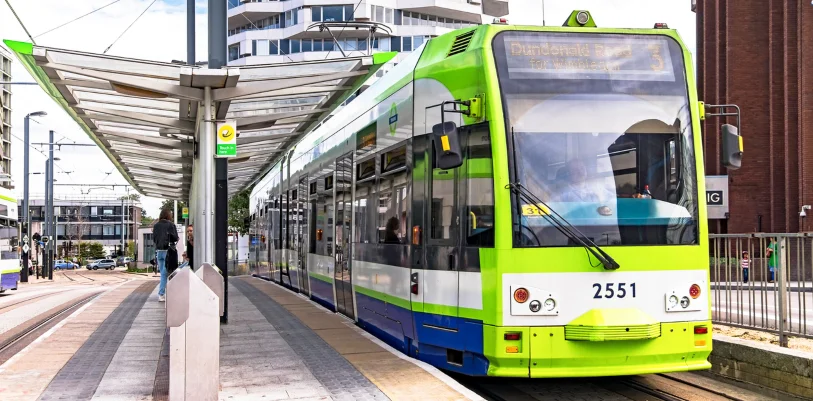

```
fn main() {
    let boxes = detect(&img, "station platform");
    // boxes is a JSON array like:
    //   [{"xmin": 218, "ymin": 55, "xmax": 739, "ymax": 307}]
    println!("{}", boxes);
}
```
[{"xmin": 0, "ymin": 270, "xmax": 479, "ymax": 401}]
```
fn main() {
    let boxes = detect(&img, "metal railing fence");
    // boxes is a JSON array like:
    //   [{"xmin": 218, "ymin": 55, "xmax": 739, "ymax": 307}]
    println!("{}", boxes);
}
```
[{"xmin": 710, "ymin": 233, "xmax": 813, "ymax": 346}]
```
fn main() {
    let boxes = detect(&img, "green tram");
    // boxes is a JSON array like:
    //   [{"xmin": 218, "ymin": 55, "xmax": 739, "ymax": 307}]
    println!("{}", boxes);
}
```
[{"xmin": 249, "ymin": 11, "xmax": 741, "ymax": 377}]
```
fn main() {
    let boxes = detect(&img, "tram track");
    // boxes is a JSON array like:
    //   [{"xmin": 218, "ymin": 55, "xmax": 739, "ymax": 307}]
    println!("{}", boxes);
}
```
[
  {"xmin": 0, "ymin": 291, "xmax": 100, "ymax": 365},
  {"xmin": 463, "ymin": 373, "xmax": 750, "ymax": 401},
  {"xmin": 0, "ymin": 289, "xmax": 72, "ymax": 313}
]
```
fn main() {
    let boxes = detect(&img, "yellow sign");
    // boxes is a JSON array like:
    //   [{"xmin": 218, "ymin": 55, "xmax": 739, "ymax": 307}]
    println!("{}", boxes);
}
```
[
  {"xmin": 216, "ymin": 120, "xmax": 237, "ymax": 157},
  {"xmin": 182, "ymin": 207, "xmax": 189, "ymax": 219},
  {"xmin": 522, "ymin": 204, "xmax": 550, "ymax": 216}
]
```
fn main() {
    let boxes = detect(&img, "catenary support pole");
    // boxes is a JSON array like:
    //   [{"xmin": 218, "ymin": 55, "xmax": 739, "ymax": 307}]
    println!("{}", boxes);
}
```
[
  {"xmin": 209, "ymin": 0, "xmax": 228, "ymax": 323},
  {"xmin": 48, "ymin": 130, "xmax": 54, "ymax": 280},
  {"xmin": 43, "ymin": 160, "xmax": 49, "ymax": 279},
  {"xmin": 21, "ymin": 116, "xmax": 30, "ymax": 282},
  {"xmin": 187, "ymin": 0, "xmax": 195, "ymax": 65}
]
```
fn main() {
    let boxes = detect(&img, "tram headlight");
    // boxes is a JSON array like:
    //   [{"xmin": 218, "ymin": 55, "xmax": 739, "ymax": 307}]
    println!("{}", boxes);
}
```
[
  {"xmin": 668, "ymin": 295, "xmax": 679, "ymax": 309},
  {"xmin": 680, "ymin": 296, "xmax": 691, "ymax": 309},
  {"xmin": 689, "ymin": 284, "xmax": 702, "ymax": 299},
  {"xmin": 543, "ymin": 298, "xmax": 556, "ymax": 311},
  {"xmin": 529, "ymin": 300, "xmax": 541, "ymax": 312}
]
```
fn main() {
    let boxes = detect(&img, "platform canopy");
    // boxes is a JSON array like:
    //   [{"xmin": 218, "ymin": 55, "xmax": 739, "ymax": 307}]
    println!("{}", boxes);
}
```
[{"xmin": 4, "ymin": 40, "xmax": 394, "ymax": 200}]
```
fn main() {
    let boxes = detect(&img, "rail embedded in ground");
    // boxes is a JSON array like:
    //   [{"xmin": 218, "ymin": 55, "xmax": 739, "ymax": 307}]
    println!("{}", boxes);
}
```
[{"xmin": 710, "ymin": 233, "xmax": 813, "ymax": 346}]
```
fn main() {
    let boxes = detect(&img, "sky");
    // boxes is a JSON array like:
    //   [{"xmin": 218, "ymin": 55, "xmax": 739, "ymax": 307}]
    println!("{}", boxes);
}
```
[{"xmin": 0, "ymin": 0, "xmax": 696, "ymax": 218}]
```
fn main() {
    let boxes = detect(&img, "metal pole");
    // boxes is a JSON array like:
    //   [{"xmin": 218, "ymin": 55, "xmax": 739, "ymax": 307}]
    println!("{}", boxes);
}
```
[
  {"xmin": 187, "ymin": 0, "xmax": 195, "ymax": 65},
  {"xmin": 778, "ymin": 237, "xmax": 789, "ymax": 347},
  {"xmin": 121, "ymin": 196, "xmax": 125, "ymax": 257},
  {"xmin": 174, "ymin": 200, "xmax": 178, "ymax": 225},
  {"xmin": 48, "ymin": 130, "xmax": 54, "ymax": 280},
  {"xmin": 21, "ymin": 116, "xmax": 30, "ymax": 282},
  {"xmin": 202, "ymin": 86, "xmax": 214, "ymax": 265},
  {"xmin": 210, "ymin": 0, "xmax": 228, "ymax": 323},
  {"xmin": 44, "ymin": 160, "xmax": 49, "ymax": 278}
]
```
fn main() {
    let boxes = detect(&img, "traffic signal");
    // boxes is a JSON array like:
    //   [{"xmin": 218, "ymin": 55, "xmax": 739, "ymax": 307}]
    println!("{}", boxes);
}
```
[{"xmin": 42, "ymin": 236, "xmax": 49, "ymax": 245}]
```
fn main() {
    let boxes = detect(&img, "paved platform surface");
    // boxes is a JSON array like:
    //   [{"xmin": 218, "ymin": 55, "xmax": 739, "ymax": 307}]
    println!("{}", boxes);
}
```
[{"xmin": 0, "ymin": 270, "xmax": 478, "ymax": 401}]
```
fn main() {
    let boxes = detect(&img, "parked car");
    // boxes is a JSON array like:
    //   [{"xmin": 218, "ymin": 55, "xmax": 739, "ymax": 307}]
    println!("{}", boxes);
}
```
[
  {"xmin": 87, "ymin": 259, "xmax": 116, "ymax": 270},
  {"xmin": 85, "ymin": 259, "xmax": 99, "ymax": 270},
  {"xmin": 116, "ymin": 257, "xmax": 133, "ymax": 267},
  {"xmin": 54, "ymin": 260, "xmax": 77, "ymax": 270}
]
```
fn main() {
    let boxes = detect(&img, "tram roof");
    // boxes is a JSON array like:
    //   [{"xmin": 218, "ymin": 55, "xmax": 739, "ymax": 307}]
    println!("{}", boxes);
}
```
[{"xmin": 3, "ymin": 39, "xmax": 394, "ymax": 200}]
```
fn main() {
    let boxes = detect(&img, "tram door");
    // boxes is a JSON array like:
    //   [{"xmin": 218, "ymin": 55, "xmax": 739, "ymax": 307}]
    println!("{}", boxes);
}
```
[
  {"xmin": 422, "ymin": 106, "xmax": 462, "ymax": 330},
  {"xmin": 334, "ymin": 155, "xmax": 356, "ymax": 319},
  {"xmin": 297, "ymin": 176, "xmax": 311, "ymax": 296}
]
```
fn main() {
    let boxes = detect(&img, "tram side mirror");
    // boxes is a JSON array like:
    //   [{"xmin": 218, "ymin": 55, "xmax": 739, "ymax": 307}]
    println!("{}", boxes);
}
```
[
  {"xmin": 721, "ymin": 124, "xmax": 742, "ymax": 170},
  {"xmin": 432, "ymin": 122, "xmax": 463, "ymax": 170}
]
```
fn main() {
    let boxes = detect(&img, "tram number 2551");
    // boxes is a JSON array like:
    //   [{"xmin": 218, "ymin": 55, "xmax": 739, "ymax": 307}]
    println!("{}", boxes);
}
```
[{"xmin": 592, "ymin": 282, "xmax": 637, "ymax": 299}]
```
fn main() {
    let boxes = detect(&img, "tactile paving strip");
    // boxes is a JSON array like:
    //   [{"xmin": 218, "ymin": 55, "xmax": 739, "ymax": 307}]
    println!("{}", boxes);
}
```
[
  {"xmin": 37, "ymin": 281, "xmax": 157, "ymax": 401},
  {"xmin": 232, "ymin": 279, "xmax": 390, "ymax": 401}
]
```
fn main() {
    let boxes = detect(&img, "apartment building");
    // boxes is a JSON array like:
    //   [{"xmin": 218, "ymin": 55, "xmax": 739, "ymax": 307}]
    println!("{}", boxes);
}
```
[
  {"xmin": 0, "ymin": 44, "xmax": 12, "ymax": 188},
  {"xmin": 21, "ymin": 198, "xmax": 143, "ymax": 258},
  {"xmin": 226, "ymin": 0, "xmax": 506, "ymax": 66}
]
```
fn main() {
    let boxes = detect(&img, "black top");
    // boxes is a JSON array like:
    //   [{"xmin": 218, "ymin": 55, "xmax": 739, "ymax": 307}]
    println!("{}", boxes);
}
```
[
  {"xmin": 152, "ymin": 219, "xmax": 179, "ymax": 250},
  {"xmin": 187, "ymin": 241, "xmax": 194, "ymax": 269}
]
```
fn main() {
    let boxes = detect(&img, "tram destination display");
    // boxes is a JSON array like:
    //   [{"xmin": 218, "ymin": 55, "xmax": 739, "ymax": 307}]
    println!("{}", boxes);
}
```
[{"xmin": 503, "ymin": 34, "xmax": 675, "ymax": 82}]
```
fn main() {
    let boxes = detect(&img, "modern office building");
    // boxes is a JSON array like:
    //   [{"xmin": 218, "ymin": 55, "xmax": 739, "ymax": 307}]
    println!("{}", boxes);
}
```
[
  {"xmin": 227, "ymin": 0, "xmax": 507, "ymax": 67},
  {"xmin": 20, "ymin": 198, "xmax": 143, "ymax": 259},
  {"xmin": 695, "ymin": 1, "xmax": 813, "ymax": 233},
  {"xmin": 0, "ymin": 44, "xmax": 12, "ymax": 188}
]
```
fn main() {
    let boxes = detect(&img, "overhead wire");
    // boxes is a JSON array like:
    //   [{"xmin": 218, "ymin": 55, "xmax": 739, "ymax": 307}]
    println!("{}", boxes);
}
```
[
  {"xmin": 34, "ymin": 0, "xmax": 125, "ymax": 39},
  {"xmin": 103, "ymin": 0, "xmax": 157, "ymax": 54},
  {"xmin": 323, "ymin": 0, "xmax": 365, "ymax": 60},
  {"xmin": 3, "ymin": 0, "xmax": 37, "ymax": 45}
]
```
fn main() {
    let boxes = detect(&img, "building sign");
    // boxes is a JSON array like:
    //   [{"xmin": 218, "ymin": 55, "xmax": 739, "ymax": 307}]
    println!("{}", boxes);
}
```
[
  {"xmin": 216, "ymin": 120, "xmax": 237, "ymax": 158},
  {"xmin": 503, "ymin": 35, "xmax": 675, "ymax": 82},
  {"xmin": 706, "ymin": 175, "xmax": 729, "ymax": 219}
]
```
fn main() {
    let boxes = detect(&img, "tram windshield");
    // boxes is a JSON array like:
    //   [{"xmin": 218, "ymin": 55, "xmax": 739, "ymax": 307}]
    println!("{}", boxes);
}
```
[{"xmin": 493, "ymin": 31, "xmax": 698, "ymax": 247}]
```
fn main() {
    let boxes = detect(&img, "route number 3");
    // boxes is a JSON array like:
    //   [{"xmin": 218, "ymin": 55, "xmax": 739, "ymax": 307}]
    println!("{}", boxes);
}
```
[{"xmin": 593, "ymin": 283, "xmax": 637, "ymax": 299}]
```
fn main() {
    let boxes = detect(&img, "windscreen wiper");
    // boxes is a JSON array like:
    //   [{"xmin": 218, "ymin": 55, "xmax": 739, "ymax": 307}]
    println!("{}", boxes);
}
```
[{"xmin": 507, "ymin": 182, "xmax": 621, "ymax": 271}]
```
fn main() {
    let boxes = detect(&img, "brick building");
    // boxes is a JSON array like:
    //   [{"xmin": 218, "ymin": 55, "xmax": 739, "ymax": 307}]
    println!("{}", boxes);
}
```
[{"xmin": 696, "ymin": 1, "xmax": 813, "ymax": 234}]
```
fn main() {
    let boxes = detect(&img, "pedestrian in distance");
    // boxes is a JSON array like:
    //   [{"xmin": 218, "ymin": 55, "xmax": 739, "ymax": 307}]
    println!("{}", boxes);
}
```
[
  {"xmin": 766, "ymin": 237, "xmax": 778, "ymax": 283},
  {"xmin": 741, "ymin": 251, "xmax": 750, "ymax": 283},
  {"xmin": 152, "ymin": 208, "xmax": 179, "ymax": 302}
]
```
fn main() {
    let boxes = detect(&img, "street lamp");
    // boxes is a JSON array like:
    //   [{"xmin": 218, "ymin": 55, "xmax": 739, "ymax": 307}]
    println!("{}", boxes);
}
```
[{"xmin": 22, "ymin": 111, "xmax": 47, "ymax": 283}]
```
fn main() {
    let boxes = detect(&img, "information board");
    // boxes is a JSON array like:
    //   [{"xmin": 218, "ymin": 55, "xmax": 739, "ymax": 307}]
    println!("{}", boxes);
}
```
[{"xmin": 503, "ymin": 35, "xmax": 675, "ymax": 82}]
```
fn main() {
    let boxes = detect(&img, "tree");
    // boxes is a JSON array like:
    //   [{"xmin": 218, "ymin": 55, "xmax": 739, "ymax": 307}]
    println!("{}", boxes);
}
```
[
  {"xmin": 141, "ymin": 214, "xmax": 154, "ymax": 226},
  {"xmin": 119, "ymin": 193, "xmax": 141, "ymax": 201},
  {"xmin": 228, "ymin": 188, "xmax": 251, "ymax": 236},
  {"xmin": 160, "ymin": 199, "xmax": 186, "ymax": 220},
  {"xmin": 79, "ymin": 242, "xmax": 106, "ymax": 260},
  {"xmin": 126, "ymin": 240, "xmax": 135, "ymax": 258}
]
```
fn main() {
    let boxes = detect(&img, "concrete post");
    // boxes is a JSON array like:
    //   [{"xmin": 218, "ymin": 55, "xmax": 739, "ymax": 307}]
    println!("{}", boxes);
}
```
[
  {"xmin": 196, "ymin": 263, "xmax": 224, "ymax": 316},
  {"xmin": 166, "ymin": 267, "xmax": 219, "ymax": 400}
]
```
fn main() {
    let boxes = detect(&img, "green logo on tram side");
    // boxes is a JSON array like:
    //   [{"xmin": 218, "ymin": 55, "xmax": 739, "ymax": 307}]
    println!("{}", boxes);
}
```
[{"xmin": 388, "ymin": 103, "xmax": 398, "ymax": 136}]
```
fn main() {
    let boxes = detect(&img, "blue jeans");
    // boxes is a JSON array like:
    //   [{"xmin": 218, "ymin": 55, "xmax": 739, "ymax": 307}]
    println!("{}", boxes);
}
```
[
  {"xmin": 743, "ymin": 268, "xmax": 749, "ymax": 283},
  {"xmin": 157, "ymin": 250, "xmax": 168, "ymax": 296},
  {"xmin": 769, "ymin": 265, "xmax": 776, "ymax": 282}
]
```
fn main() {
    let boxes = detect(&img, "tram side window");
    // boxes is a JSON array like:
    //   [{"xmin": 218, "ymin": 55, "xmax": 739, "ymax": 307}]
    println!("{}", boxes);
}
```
[
  {"xmin": 378, "ymin": 146, "xmax": 409, "ymax": 244},
  {"xmin": 354, "ymin": 159, "xmax": 376, "ymax": 244},
  {"xmin": 0, "ymin": 226, "xmax": 18, "ymax": 260},
  {"xmin": 465, "ymin": 127, "xmax": 495, "ymax": 247},
  {"xmin": 430, "ymin": 152, "xmax": 456, "ymax": 241}
]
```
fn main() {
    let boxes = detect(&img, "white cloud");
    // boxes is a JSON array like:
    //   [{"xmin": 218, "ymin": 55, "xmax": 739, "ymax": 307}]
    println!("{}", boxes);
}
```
[{"xmin": 1, "ymin": 0, "xmax": 209, "ymax": 216}]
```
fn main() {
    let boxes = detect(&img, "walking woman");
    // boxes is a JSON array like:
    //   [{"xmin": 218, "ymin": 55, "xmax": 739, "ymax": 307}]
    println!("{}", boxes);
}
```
[{"xmin": 153, "ymin": 208, "xmax": 179, "ymax": 302}]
